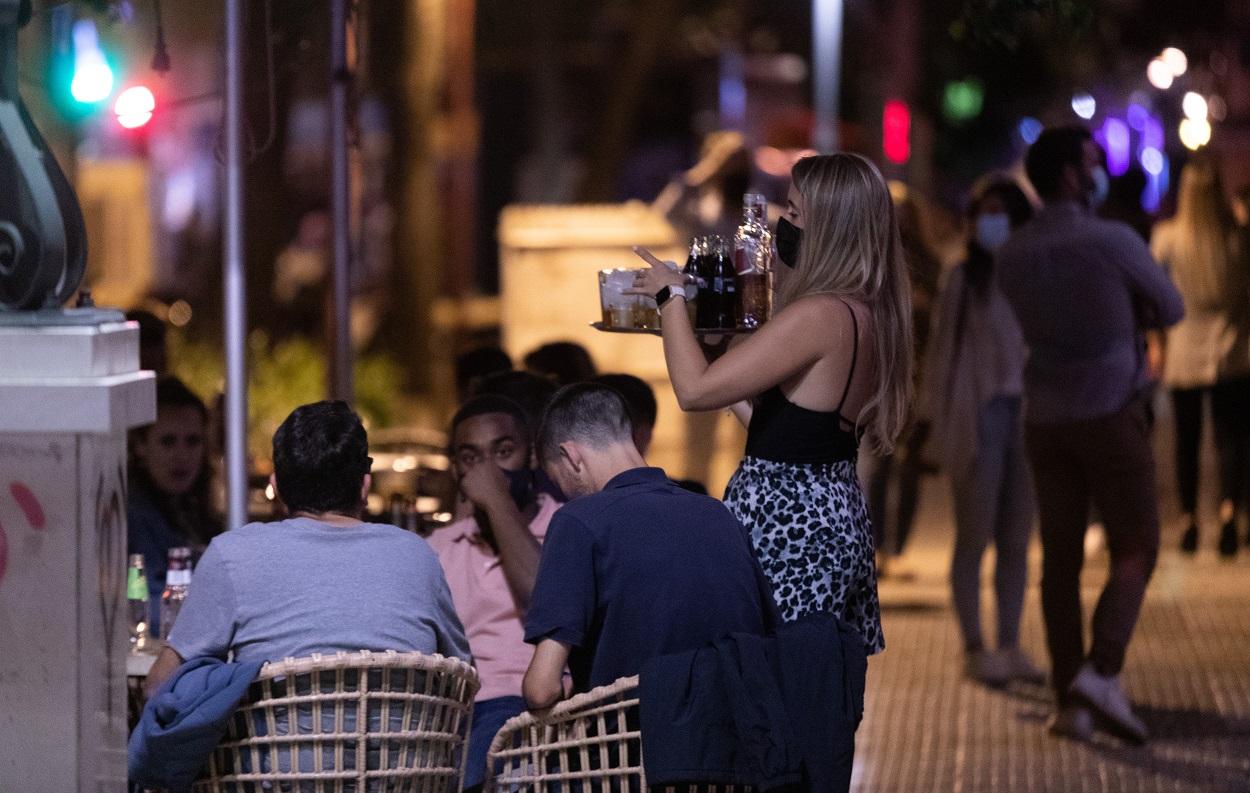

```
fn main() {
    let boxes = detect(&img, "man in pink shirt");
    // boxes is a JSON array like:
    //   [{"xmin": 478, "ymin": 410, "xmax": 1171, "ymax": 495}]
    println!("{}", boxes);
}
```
[{"xmin": 426, "ymin": 395, "xmax": 561, "ymax": 790}]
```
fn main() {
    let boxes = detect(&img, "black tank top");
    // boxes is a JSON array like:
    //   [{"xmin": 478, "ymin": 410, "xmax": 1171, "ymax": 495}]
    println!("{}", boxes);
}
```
[{"xmin": 744, "ymin": 301, "xmax": 862, "ymax": 464}]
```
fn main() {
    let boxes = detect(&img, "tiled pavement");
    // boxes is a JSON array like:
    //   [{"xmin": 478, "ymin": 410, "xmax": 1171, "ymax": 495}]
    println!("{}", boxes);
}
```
[{"xmin": 852, "ymin": 486, "xmax": 1250, "ymax": 793}]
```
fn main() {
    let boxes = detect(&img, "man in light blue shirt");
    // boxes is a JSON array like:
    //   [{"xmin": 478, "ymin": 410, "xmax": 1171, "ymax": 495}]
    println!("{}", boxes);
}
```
[{"xmin": 145, "ymin": 401, "xmax": 470, "ymax": 695}]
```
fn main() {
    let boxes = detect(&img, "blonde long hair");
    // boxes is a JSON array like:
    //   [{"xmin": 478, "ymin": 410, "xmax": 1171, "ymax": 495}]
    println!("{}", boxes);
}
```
[
  {"xmin": 1164, "ymin": 160, "xmax": 1233, "ymax": 311},
  {"xmin": 778, "ymin": 153, "xmax": 913, "ymax": 455}
]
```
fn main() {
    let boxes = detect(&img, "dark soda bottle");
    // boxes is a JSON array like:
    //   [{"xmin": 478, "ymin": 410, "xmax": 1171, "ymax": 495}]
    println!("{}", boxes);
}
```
[
  {"xmin": 694, "ymin": 237, "xmax": 721, "ymax": 329},
  {"xmin": 712, "ymin": 237, "xmax": 737, "ymax": 329}
]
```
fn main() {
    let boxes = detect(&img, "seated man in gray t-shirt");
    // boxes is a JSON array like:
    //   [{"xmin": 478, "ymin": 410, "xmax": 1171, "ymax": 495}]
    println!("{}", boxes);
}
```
[{"xmin": 145, "ymin": 401, "xmax": 470, "ymax": 695}]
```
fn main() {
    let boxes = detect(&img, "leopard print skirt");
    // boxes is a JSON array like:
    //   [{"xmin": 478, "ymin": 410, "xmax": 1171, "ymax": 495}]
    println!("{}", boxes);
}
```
[{"xmin": 724, "ymin": 455, "xmax": 884, "ymax": 654}]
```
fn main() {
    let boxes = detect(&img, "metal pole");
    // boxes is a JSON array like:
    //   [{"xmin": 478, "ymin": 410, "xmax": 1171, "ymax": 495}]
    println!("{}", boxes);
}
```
[
  {"xmin": 223, "ymin": 0, "xmax": 248, "ymax": 530},
  {"xmin": 329, "ymin": 0, "xmax": 353, "ymax": 402},
  {"xmin": 812, "ymin": 0, "xmax": 843, "ymax": 153}
]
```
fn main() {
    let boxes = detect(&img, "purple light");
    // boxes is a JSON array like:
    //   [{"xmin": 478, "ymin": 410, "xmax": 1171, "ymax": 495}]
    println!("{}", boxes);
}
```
[
  {"xmin": 1101, "ymin": 118, "xmax": 1131, "ymax": 177},
  {"xmin": 1126, "ymin": 103, "xmax": 1149, "ymax": 131},
  {"xmin": 1018, "ymin": 117, "xmax": 1043, "ymax": 145},
  {"xmin": 1142, "ymin": 116, "xmax": 1165, "ymax": 152},
  {"xmin": 1142, "ymin": 151, "xmax": 1169, "ymax": 213}
]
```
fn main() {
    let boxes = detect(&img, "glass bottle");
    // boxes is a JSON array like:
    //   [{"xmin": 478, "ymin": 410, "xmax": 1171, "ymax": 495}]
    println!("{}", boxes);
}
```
[
  {"xmin": 694, "ymin": 236, "xmax": 721, "ymax": 330},
  {"xmin": 127, "ymin": 554, "xmax": 149, "ymax": 653},
  {"xmin": 734, "ymin": 192, "xmax": 774, "ymax": 328},
  {"xmin": 160, "ymin": 546, "xmax": 193, "ymax": 641},
  {"xmin": 681, "ymin": 236, "xmax": 701, "ymax": 326},
  {"xmin": 712, "ymin": 236, "xmax": 738, "ymax": 329}
]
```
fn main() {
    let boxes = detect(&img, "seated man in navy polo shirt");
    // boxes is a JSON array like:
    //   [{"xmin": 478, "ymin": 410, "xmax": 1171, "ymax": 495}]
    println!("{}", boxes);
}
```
[{"xmin": 522, "ymin": 383, "xmax": 777, "ymax": 709}]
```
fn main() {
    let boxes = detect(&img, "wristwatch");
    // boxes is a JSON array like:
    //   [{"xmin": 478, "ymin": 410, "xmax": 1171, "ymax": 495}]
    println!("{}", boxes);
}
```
[{"xmin": 654, "ymin": 285, "xmax": 686, "ymax": 308}]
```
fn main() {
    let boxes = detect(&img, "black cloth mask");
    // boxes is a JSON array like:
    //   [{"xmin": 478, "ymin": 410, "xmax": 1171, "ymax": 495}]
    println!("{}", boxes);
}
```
[
  {"xmin": 775, "ymin": 217, "xmax": 802, "ymax": 269},
  {"xmin": 503, "ymin": 467, "xmax": 536, "ymax": 509}
]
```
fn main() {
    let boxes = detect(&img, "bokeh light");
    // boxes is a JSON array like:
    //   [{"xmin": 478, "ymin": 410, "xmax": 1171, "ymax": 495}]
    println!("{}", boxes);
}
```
[
  {"xmin": 1208, "ymin": 95, "xmax": 1227, "ymax": 121},
  {"xmin": 114, "ymin": 86, "xmax": 156, "ymax": 129},
  {"xmin": 69, "ymin": 21, "xmax": 114, "ymax": 104},
  {"xmin": 1126, "ymin": 103, "xmax": 1149, "ymax": 131},
  {"xmin": 1179, "ymin": 118, "xmax": 1212, "ymax": 151},
  {"xmin": 943, "ymin": 79, "xmax": 984, "ymax": 122},
  {"xmin": 1147, "ymin": 58, "xmax": 1174, "ymax": 90},
  {"xmin": 1071, "ymin": 92, "xmax": 1097, "ymax": 120},
  {"xmin": 1140, "ymin": 147, "xmax": 1165, "ymax": 176},
  {"xmin": 1182, "ymin": 92, "xmax": 1208, "ymax": 121},
  {"xmin": 1100, "ymin": 118, "xmax": 1131, "ymax": 177},
  {"xmin": 1161, "ymin": 47, "xmax": 1188, "ymax": 76},
  {"xmin": 1018, "ymin": 117, "xmax": 1043, "ymax": 145}
]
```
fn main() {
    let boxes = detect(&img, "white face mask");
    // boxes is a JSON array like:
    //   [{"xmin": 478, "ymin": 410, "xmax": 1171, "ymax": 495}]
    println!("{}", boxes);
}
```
[{"xmin": 975, "ymin": 212, "xmax": 1012, "ymax": 252}]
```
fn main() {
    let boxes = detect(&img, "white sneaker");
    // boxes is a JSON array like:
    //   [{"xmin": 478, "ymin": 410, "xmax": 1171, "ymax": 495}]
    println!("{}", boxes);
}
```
[
  {"xmin": 966, "ymin": 650, "xmax": 1011, "ymax": 688},
  {"xmin": 1068, "ymin": 663, "xmax": 1149, "ymax": 744},
  {"xmin": 999, "ymin": 647, "xmax": 1047, "ymax": 686},
  {"xmin": 1048, "ymin": 704, "xmax": 1094, "ymax": 741}
]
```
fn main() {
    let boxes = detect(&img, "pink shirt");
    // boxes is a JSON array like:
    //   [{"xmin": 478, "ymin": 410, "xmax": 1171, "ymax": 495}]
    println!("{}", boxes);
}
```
[{"xmin": 426, "ymin": 493, "xmax": 560, "ymax": 701}]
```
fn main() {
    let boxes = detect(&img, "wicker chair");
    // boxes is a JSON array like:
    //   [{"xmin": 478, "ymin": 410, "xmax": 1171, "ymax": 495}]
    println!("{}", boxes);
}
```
[
  {"xmin": 192, "ymin": 649, "xmax": 480, "ymax": 793},
  {"xmin": 483, "ymin": 676, "xmax": 751, "ymax": 793}
]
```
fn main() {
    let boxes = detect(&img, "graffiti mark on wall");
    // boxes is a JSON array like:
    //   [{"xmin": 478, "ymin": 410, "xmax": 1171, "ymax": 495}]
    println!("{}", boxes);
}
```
[
  {"xmin": 97, "ymin": 465, "xmax": 126, "ymax": 722},
  {"xmin": 10, "ymin": 482, "xmax": 46, "ymax": 530},
  {"xmin": 0, "ymin": 481, "xmax": 48, "ymax": 590}
]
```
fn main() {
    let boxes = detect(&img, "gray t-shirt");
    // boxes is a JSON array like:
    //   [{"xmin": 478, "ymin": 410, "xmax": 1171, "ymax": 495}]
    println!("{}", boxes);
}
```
[{"xmin": 167, "ymin": 517, "xmax": 471, "ymax": 664}]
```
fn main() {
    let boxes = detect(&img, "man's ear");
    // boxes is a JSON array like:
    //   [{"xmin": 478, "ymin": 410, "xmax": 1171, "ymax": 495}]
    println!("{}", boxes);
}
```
[
  {"xmin": 359, "ymin": 473, "xmax": 372, "ymax": 505},
  {"xmin": 269, "ymin": 473, "xmax": 281, "ymax": 504},
  {"xmin": 559, "ymin": 441, "xmax": 583, "ymax": 472}
]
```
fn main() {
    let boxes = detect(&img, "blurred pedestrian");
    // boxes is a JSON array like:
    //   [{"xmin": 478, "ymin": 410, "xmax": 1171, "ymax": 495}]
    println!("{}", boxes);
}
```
[
  {"xmin": 128, "ymin": 376, "xmax": 221, "ymax": 636},
  {"xmin": 456, "ymin": 346, "xmax": 513, "ymax": 404},
  {"xmin": 591, "ymin": 373, "xmax": 658, "ymax": 456},
  {"xmin": 630, "ymin": 153, "xmax": 914, "ymax": 661},
  {"xmin": 926, "ymin": 177, "xmax": 1043, "ymax": 687},
  {"xmin": 523, "ymin": 341, "xmax": 597, "ymax": 386},
  {"xmin": 1151, "ymin": 160, "xmax": 1250, "ymax": 556},
  {"xmin": 868, "ymin": 184, "xmax": 941, "ymax": 577},
  {"xmin": 999, "ymin": 126, "xmax": 1183, "ymax": 743}
]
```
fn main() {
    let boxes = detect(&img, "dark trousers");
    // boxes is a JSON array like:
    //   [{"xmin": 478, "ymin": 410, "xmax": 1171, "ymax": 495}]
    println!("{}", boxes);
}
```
[
  {"xmin": 1025, "ymin": 396, "xmax": 1160, "ymax": 703},
  {"xmin": 869, "ymin": 421, "xmax": 930, "ymax": 556},
  {"xmin": 1172, "ymin": 377, "xmax": 1250, "ymax": 515}
]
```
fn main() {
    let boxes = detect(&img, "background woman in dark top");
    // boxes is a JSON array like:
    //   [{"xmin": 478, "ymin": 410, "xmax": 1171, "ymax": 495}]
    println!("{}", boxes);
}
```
[
  {"xmin": 128, "ymin": 376, "xmax": 220, "ymax": 634},
  {"xmin": 632, "ymin": 153, "xmax": 913, "ymax": 654}
]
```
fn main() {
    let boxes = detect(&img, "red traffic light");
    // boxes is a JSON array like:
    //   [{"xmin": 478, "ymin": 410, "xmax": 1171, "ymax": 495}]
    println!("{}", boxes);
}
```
[{"xmin": 114, "ymin": 86, "xmax": 156, "ymax": 129}]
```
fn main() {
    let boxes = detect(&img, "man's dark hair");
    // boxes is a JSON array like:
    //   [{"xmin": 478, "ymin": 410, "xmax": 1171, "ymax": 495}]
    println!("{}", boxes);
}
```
[
  {"xmin": 592, "ymin": 373, "xmax": 657, "ymax": 429},
  {"xmin": 473, "ymin": 370, "xmax": 559, "ymax": 431},
  {"xmin": 455, "ymin": 346, "xmax": 513, "ymax": 400},
  {"xmin": 538, "ymin": 383, "xmax": 634, "ymax": 463},
  {"xmin": 523, "ymin": 341, "xmax": 597, "ymax": 386},
  {"xmin": 1025, "ymin": 126, "xmax": 1093, "ymax": 201},
  {"xmin": 450, "ymin": 394, "xmax": 531, "ymax": 445},
  {"xmin": 272, "ymin": 401, "xmax": 371, "ymax": 515}
]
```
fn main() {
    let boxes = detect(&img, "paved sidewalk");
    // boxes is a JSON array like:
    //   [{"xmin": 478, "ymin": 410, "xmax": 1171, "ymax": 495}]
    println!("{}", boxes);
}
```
[{"xmin": 853, "ymin": 492, "xmax": 1250, "ymax": 792}]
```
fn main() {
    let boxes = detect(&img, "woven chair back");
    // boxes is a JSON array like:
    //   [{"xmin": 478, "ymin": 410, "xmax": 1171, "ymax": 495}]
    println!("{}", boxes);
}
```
[{"xmin": 192, "ymin": 650, "xmax": 480, "ymax": 793}]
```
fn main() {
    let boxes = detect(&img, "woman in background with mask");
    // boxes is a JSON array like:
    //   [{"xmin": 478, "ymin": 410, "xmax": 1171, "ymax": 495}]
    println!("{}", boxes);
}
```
[
  {"xmin": 925, "ymin": 177, "xmax": 1044, "ymax": 687},
  {"xmin": 631, "ymin": 153, "xmax": 913, "ymax": 663}
]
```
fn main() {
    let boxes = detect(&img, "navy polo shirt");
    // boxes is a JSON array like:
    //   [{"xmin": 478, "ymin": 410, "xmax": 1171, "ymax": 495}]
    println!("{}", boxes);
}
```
[{"xmin": 524, "ymin": 467, "xmax": 778, "ymax": 692}]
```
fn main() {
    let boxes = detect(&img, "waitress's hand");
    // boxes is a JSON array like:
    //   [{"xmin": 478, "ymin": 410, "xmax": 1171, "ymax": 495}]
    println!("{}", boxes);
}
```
[{"xmin": 626, "ymin": 247, "xmax": 687, "ymax": 297}]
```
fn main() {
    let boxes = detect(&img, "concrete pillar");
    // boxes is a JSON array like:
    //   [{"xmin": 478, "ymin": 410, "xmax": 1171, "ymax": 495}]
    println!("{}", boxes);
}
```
[{"xmin": 0, "ymin": 317, "xmax": 154, "ymax": 792}]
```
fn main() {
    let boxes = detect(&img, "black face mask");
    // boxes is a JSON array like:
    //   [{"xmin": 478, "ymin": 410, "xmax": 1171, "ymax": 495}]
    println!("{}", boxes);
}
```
[
  {"xmin": 502, "ymin": 467, "xmax": 536, "ymax": 510},
  {"xmin": 775, "ymin": 217, "xmax": 802, "ymax": 268}
]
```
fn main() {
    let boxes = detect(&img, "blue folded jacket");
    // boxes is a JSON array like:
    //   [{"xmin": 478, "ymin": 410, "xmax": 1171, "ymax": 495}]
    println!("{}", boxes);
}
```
[{"xmin": 128, "ymin": 656, "xmax": 265, "ymax": 793}]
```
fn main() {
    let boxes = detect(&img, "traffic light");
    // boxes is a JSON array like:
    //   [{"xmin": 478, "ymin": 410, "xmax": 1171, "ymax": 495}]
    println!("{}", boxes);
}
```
[
  {"xmin": 53, "ymin": 14, "xmax": 157, "ymax": 131},
  {"xmin": 883, "ymin": 100, "xmax": 911, "ymax": 165},
  {"xmin": 114, "ymin": 85, "xmax": 155, "ymax": 129},
  {"xmin": 69, "ymin": 20, "xmax": 114, "ymax": 105}
]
